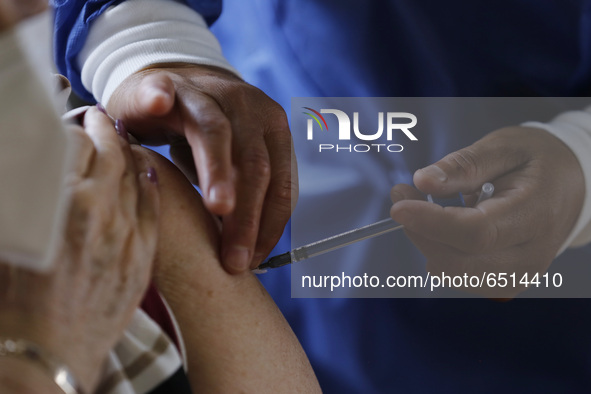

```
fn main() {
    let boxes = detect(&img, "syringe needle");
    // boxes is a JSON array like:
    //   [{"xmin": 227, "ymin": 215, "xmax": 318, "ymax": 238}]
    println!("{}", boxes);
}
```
[
  {"xmin": 256, "ymin": 183, "xmax": 495, "ymax": 271},
  {"xmin": 256, "ymin": 219, "xmax": 404, "ymax": 270}
]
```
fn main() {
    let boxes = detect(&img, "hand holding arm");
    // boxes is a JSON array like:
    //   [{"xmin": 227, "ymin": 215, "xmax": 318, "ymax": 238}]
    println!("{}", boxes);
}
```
[
  {"xmin": 108, "ymin": 64, "xmax": 297, "ymax": 273},
  {"xmin": 0, "ymin": 108, "xmax": 159, "ymax": 392}
]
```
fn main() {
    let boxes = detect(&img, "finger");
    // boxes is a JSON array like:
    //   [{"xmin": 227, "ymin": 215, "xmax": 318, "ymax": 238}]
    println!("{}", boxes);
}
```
[
  {"xmin": 169, "ymin": 141, "xmax": 199, "ymax": 184},
  {"xmin": 252, "ymin": 122, "xmax": 297, "ymax": 265},
  {"xmin": 181, "ymin": 93, "xmax": 235, "ymax": 215},
  {"xmin": 83, "ymin": 107, "xmax": 125, "ymax": 182},
  {"xmin": 402, "ymin": 229, "xmax": 469, "ymax": 276},
  {"xmin": 390, "ymin": 184, "xmax": 424, "ymax": 204},
  {"xmin": 403, "ymin": 228, "xmax": 543, "ymax": 298},
  {"xmin": 222, "ymin": 132, "xmax": 271, "ymax": 273},
  {"xmin": 106, "ymin": 72, "xmax": 180, "ymax": 144},
  {"xmin": 112, "ymin": 72, "xmax": 176, "ymax": 118},
  {"xmin": 391, "ymin": 200, "xmax": 484, "ymax": 251},
  {"xmin": 132, "ymin": 73, "xmax": 176, "ymax": 116},
  {"xmin": 390, "ymin": 186, "xmax": 533, "ymax": 253},
  {"xmin": 136, "ymin": 167, "xmax": 160, "ymax": 256},
  {"xmin": 114, "ymin": 120, "xmax": 141, "ymax": 217},
  {"xmin": 63, "ymin": 124, "xmax": 96, "ymax": 181},
  {"xmin": 413, "ymin": 128, "xmax": 530, "ymax": 196}
]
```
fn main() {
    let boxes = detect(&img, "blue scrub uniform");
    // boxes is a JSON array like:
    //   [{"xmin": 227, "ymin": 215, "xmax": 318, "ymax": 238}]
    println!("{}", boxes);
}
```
[{"xmin": 211, "ymin": 2, "xmax": 591, "ymax": 393}]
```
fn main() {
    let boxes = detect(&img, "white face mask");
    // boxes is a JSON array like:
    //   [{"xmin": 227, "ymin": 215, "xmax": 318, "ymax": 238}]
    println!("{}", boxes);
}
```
[
  {"xmin": 14, "ymin": 10, "xmax": 56, "ymax": 101},
  {"xmin": 0, "ymin": 11, "xmax": 68, "ymax": 272}
]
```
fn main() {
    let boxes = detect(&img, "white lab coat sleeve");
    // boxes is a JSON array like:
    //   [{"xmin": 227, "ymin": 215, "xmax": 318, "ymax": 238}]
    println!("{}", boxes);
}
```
[
  {"xmin": 524, "ymin": 106, "xmax": 591, "ymax": 253},
  {"xmin": 78, "ymin": 0, "xmax": 239, "ymax": 106}
]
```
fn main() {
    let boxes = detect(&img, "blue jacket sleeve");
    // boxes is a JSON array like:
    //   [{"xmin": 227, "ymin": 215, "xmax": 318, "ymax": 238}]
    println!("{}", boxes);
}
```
[{"xmin": 52, "ymin": 0, "xmax": 223, "ymax": 102}]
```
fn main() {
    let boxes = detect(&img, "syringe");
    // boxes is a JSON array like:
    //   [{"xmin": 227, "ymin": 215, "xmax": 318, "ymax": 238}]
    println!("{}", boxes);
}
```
[
  {"xmin": 256, "ymin": 218, "xmax": 404, "ymax": 270},
  {"xmin": 255, "ymin": 183, "xmax": 494, "ymax": 271}
]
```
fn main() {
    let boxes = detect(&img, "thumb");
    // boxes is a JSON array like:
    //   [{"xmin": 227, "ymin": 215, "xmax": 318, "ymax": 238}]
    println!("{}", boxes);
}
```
[
  {"xmin": 108, "ymin": 72, "xmax": 176, "ymax": 120},
  {"xmin": 131, "ymin": 73, "xmax": 176, "ymax": 117},
  {"xmin": 414, "ymin": 130, "xmax": 528, "ymax": 196}
]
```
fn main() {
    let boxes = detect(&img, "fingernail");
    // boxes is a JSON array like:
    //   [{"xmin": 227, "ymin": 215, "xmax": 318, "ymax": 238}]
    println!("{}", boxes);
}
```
[
  {"xmin": 224, "ymin": 246, "xmax": 250, "ymax": 272},
  {"xmin": 115, "ymin": 119, "xmax": 129, "ymax": 142},
  {"xmin": 418, "ymin": 165, "xmax": 448, "ymax": 183},
  {"xmin": 147, "ymin": 167, "xmax": 158, "ymax": 185},
  {"xmin": 209, "ymin": 184, "xmax": 233, "ymax": 206},
  {"xmin": 96, "ymin": 102, "xmax": 107, "ymax": 115}
]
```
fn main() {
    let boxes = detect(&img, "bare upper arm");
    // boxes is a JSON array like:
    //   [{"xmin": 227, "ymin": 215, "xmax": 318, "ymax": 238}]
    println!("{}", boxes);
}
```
[{"xmin": 130, "ymin": 146, "xmax": 320, "ymax": 393}]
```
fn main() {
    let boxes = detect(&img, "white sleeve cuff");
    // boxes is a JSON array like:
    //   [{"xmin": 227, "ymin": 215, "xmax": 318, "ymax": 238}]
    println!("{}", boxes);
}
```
[
  {"xmin": 523, "ymin": 106, "xmax": 591, "ymax": 252},
  {"xmin": 79, "ymin": 0, "xmax": 240, "ymax": 106}
]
